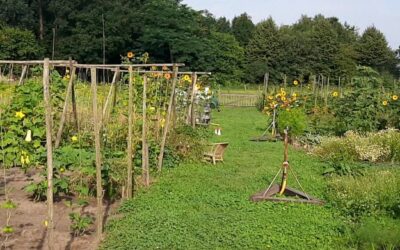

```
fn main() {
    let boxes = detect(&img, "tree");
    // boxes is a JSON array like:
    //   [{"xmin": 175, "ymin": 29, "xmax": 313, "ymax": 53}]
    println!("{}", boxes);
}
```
[
  {"xmin": 232, "ymin": 13, "xmax": 255, "ymax": 47},
  {"xmin": 215, "ymin": 17, "xmax": 231, "ymax": 33},
  {"xmin": 245, "ymin": 18, "xmax": 281, "ymax": 83},
  {"xmin": 357, "ymin": 26, "xmax": 396, "ymax": 72},
  {"xmin": 0, "ymin": 25, "xmax": 41, "ymax": 59}
]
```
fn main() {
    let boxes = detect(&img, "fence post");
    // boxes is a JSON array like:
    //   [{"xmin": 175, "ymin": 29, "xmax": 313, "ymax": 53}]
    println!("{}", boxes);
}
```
[
  {"xmin": 91, "ymin": 67, "xmax": 103, "ymax": 241},
  {"xmin": 43, "ymin": 58, "xmax": 54, "ymax": 249}
]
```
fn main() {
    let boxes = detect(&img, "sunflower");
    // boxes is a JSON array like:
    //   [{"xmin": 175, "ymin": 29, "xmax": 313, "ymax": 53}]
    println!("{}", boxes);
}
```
[
  {"xmin": 164, "ymin": 73, "xmax": 171, "ymax": 80},
  {"xmin": 281, "ymin": 91, "xmax": 286, "ymax": 96},
  {"xmin": 281, "ymin": 96, "xmax": 287, "ymax": 101},
  {"xmin": 293, "ymin": 80, "xmax": 299, "ymax": 86},
  {"xmin": 183, "ymin": 75, "xmax": 191, "ymax": 81},
  {"xmin": 267, "ymin": 95, "xmax": 274, "ymax": 100},
  {"xmin": 71, "ymin": 136, "xmax": 78, "ymax": 142},
  {"xmin": 332, "ymin": 91, "xmax": 339, "ymax": 97},
  {"xmin": 392, "ymin": 95, "xmax": 398, "ymax": 101},
  {"xmin": 127, "ymin": 52, "xmax": 134, "ymax": 59},
  {"xmin": 162, "ymin": 65, "xmax": 169, "ymax": 71},
  {"xmin": 382, "ymin": 100, "xmax": 388, "ymax": 106}
]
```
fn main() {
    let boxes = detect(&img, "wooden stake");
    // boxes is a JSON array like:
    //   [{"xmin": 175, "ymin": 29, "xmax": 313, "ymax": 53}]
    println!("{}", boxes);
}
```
[
  {"xmin": 18, "ymin": 65, "xmax": 27, "ymax": 85},
  {"xmin": 43, "ymin": 58, "xmax": 54, "ymax": 250},
  {"xmin": 188, "ymin": 72, "xmax": 198, "ymax": 128},
  {"xmin": 71, "ymin": 76, "xmax": 78, "ymax": 130},
  {"xmin": 91, "ymin": 67, "xmax": 103, "ymax": 240},
  {"xmin": 142, "ymin": 75, "xmax": 149, "ymax": 186},
  {"xmin": 157, "ymin": 66, "xmax": 178, "ymax": 172},
  {"xmin": 55, "ymin": 60, "xmax": 76, "ymax": 148},
  {"xmin": 186, "ymin": 72, "xmax": 196, "ymax": 126},
  {"xmin": 102, "ymin": 68, "xmax": 120, "ymax": 124},
  {"xmin": 127, "ymin": 66, "xmax": 134, "ymax": 197}
]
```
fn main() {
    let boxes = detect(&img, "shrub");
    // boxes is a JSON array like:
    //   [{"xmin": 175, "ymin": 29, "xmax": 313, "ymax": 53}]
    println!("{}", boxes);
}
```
[
  {"xmin": 326, "ymin": 169, "xmax": 400, "ymax": 218},
  {"xmin": 278, "ymin": 108, "xmax": 308, "ymax": 136},
  {"xmin": 353, "ymin": 216, "xmax": 400, "ymax": 249},
  {"xmin": 313, "ymin": 129, "xmax": 400, "ymax": 163},
  {"xmin": 0, "ymin": 25, "xmax": 41, "ymax": 59}
]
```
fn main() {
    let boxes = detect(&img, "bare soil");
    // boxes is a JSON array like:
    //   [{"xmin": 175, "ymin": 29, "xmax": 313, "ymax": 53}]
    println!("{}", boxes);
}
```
[{"xmin": 0, "ymin": 168, "xmax": 117, "ymax": 250}]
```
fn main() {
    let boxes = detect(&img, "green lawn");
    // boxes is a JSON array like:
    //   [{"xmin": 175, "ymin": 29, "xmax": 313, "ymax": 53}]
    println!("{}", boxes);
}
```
[{"xmin": 102, "ymin": 107, "xmax": 346, "ymax": 249}]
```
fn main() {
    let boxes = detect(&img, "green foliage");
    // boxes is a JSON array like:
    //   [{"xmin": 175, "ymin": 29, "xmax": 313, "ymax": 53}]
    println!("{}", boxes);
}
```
[
  {"xmin": 357, "ymin": 26, "xmax": 397, "ymax": 72},
  {"xmin": 0, "ymin": 25, "xmax": 41, "ymax": 59},
  {"xmin": 231, "ymin": 13, "xmax": 255, "ymax": 47},
  {"xmin": 102, "ymin": 108, "xmax": 346, "ymax": 249},
  {"xmin": 278, "ymin": 108, "xmax": 308, "ymax": 136},
  {"xmin": 25, "ymin": 175, "xmax": 70, "ymax": 201},
  {"xmin": 168, "ymin": 125, "xmax": 210, "ymax": 162},
  {"xmin": 353, "ymin": 216, "xmax": 400, "ymax": 249},
  {"xmin": 0, "ymin": 73, "xmax": 66, "ymax": 168},
  {"xmin": 245, "ymin": 18, "xmax": 280, "ymax": 83},
  {"xmin": 326, "ymin": 169, "xmax": 400, "ymax": 219},
  {"xmin": 322, "ymin": 161, "xmax": 364, "ymax": 177},
  {"xmin": 313, "ymin": 129, "xmax": 400, "ymax": 163},
  {"xmin": 69, "ymin": 212, "xmax": 94, "ymax": 236},
  {"xmin": 0, "ymin": 200, "xmax": 17, "ymax": 209}
]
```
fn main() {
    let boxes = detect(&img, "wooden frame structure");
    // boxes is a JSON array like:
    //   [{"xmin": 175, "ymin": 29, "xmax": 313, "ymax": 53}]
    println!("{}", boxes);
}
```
[{"xmin": 0, "ymin": 59, "xmax": 189, "ymax": 247}]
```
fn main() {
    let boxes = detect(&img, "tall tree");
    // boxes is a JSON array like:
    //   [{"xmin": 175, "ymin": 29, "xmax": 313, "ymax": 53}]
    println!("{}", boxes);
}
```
[
  {"xmin": 215, "ymin": 17, "xmax": 231, "ymax": 33},
  {"xmin": 357, "ymin": 26, "xmax": 396, "ymax": 72},
  {"xmin": 245, "ymin": 18, "xmax": 281, "ymax": 82},
  {"xmin": 232, "ymin": 13, "xmax": 255, "ymax": 47}
]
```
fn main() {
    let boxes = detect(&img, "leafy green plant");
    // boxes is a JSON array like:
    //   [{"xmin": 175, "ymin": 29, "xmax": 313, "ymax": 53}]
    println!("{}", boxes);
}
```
[
  {"xmin": 313, "ymin": 129, "xmax": 400, "ymax": 163},
  {"xmin": 278, "ymin": 108, "xmax": 308, "ymax": 136},
  {"xmin": 25, "ymin": 175, "xmax": 70, "ymax": 201},
  {"xmin": 0, "ymin": 72, "xmax": 66, "ymax": 168},
  {"xmin": 69, "ymin": 212, "xmax": 94, "ymax": 236},
  {"xmin": 326, "ymin": 169, "xmax": 400, "ymax": 219},
  {"xmin": 353, "ymin": 216, "xmax": 400, "ymax": 249},
  {"xmin": 323, "ymin": 160, "xmax": 364, "ymax": 176}
]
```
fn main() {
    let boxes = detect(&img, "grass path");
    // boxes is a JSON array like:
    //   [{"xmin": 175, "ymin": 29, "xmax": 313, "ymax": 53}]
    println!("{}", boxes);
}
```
[{"xmin": 102, "ymin": 107, "xmax": 345, "ymax": 249}]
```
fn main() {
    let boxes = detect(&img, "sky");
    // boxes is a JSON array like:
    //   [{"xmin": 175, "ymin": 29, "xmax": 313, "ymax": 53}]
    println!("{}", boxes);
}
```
[{"xmin": 182, "ymin": 0, "xmax": 400, "ymax": 49}]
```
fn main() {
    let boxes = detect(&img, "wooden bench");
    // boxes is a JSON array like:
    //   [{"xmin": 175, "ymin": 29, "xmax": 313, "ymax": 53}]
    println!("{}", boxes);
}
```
[{"xmin": 203, "ymin": 142, "xmax": 229, "ymax": 165}]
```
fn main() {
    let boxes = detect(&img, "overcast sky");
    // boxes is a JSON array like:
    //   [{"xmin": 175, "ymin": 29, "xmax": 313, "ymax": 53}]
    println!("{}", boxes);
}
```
[{"xmin": 182, "ymin": 0, "xmax": 399, "ymax": 49}]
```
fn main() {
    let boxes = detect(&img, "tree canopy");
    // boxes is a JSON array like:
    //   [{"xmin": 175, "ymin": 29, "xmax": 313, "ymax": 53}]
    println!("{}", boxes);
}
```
[{"xmin": 0, "ymin": 0, "xmax": 398, "ymax": 83}]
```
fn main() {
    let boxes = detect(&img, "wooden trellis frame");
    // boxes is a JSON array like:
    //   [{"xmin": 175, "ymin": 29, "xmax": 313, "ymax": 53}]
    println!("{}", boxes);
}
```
[{"xmin": 0, "ymin": 59, "xmax": 187, "ymax": 247}]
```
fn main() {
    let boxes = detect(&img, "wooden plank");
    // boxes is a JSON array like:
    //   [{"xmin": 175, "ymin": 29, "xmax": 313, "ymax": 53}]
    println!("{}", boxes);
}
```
[
  {"xmin": 75, "ymin": 63, "xmax": 184, "ymax": 68},
  {"xmin": 157, "ymin": 65, "xmax": 178, "ymax": 172},
  {"xmin": 42, "ymin": 58, "xmax": 54, "ymax": 249},
  {"xmin": 55, "ymin": 60, "xmax": 76, "ymax": 148},
  {"xmin": 187, "ymin": 72, "xmax": 197, "ymax": 127},
  {"xmin": 91, "ymin": 67, "xmax": 103, "ymax": 240},
  {"xmin": 102, "ymin": 68, "xmax": 120, "ymax": 124},
  {"xmin": 18, "ymin": 65, "xmax": 27, "ymax": 85}
]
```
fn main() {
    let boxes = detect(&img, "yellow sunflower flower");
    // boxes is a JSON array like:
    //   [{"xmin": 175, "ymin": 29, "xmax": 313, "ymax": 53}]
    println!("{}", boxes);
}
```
[
  {"xmin": 392, "ymin": 95, "xmax": 398, "ymax": 101},
  {"xmin": 382, "ymin": 100, "xmax": 388, "ymax": 106},
  {"xmin": 332, "ymin": 91, "xmax": 339, "ymax": 97},
  {"xmin": 183, "ymin": 75, "xmax": 191, "ymax": 82},
  {"xmin": 71, "ymin": 136, "xmax": 78, "ymax": 142},
  {"xmin": 127, "ymin": 52, "xmax": 134, "ymax": 58},
  {"xmin": 293, "ymin": 80, "xmax": 299, "ymax": 86}
]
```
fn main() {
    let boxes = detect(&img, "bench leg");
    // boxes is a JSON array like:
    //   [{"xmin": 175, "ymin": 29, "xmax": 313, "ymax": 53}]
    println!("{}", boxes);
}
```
[{"xmin": 212, "ymin": 156, "xmax": 216, "ymax": 165}]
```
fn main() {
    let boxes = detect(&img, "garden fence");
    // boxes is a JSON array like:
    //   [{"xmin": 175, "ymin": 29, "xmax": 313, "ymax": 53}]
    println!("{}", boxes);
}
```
[{"xmin": 218, "ymin": 93, "xmax": 259, "ymax": 107}]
